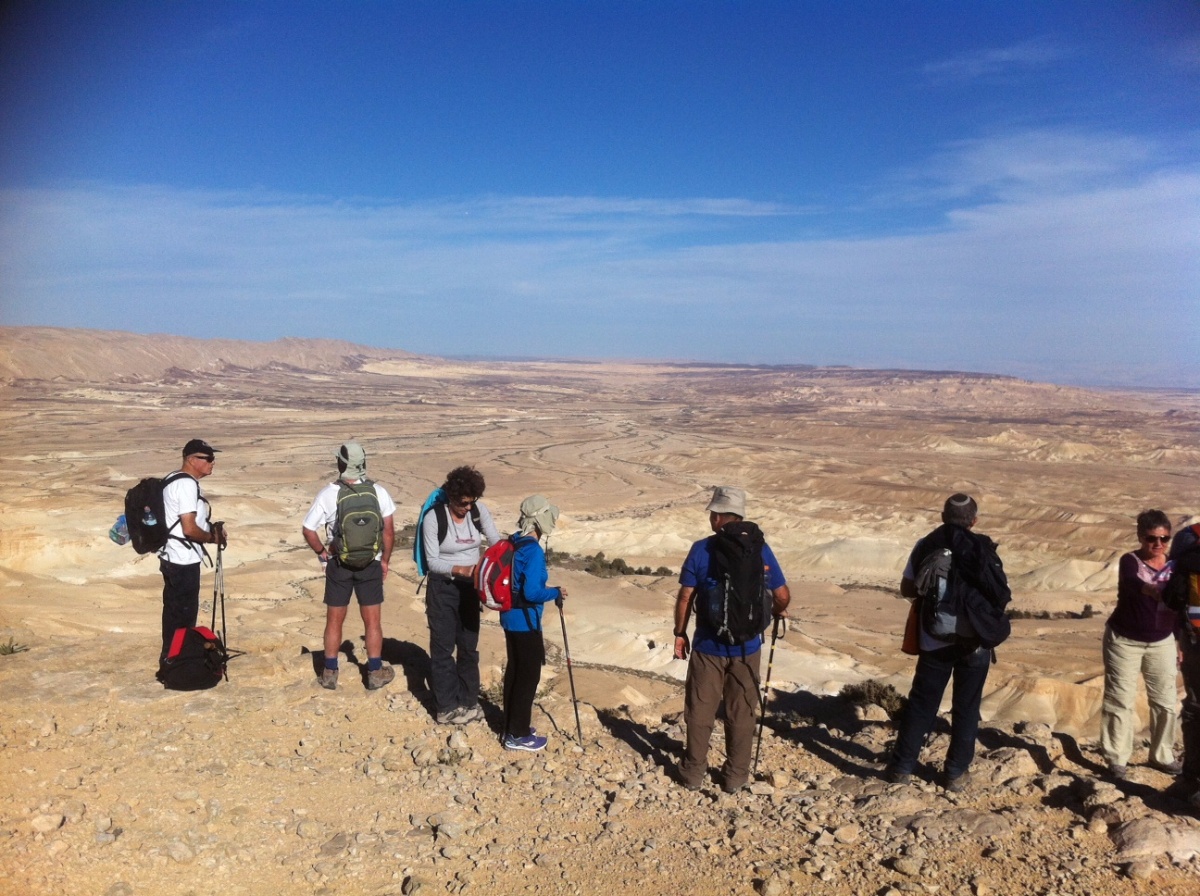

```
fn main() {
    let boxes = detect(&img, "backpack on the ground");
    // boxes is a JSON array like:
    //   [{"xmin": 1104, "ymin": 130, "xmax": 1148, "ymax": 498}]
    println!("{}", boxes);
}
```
[
  {"xmin": 333, "ymin": 480, "xmax": 383, "ymax": 570},
  {"xmin": 159, "ymin": 625, "xmax": 228, "ymax": 691},
  {"xmin": 413, "ymin": 487, "xmax": 483, "ymax": 576},
  {"xmin": 696, "ymin": 521, "xmax": 773, "ymax": 645},
  {"xmin": 916, "ymin": 547, "xmax": 979, "ymax": 642},
  {"xmin": 123, "ymin": 471, "xmax": 193, "ymax": 555},
  {"xmin": 476, "ymin": 536, "xmax": 518, "ymax": 611}
]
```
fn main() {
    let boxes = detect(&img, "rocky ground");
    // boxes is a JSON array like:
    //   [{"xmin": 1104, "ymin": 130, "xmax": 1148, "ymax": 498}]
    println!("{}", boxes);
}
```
[
  {"xmin": 4, "ymin": 630, "xmax": 1200, "ymax": 896},
  {"xmin": 4, "ymin": 330, "xmax": 1200, "ymax": 895}
]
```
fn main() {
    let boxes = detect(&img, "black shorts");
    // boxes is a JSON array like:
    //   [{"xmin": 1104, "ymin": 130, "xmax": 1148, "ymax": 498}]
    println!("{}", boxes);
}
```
[{"xmin": 323, "ymin": 558, "xmax": 384, "ymax": 607}]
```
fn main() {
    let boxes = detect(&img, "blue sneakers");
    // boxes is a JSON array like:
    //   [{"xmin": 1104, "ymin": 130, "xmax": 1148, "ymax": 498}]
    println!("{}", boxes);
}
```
[{"xmin": 503, "ymin": 733, "xmax": 548, "ymax": 752}]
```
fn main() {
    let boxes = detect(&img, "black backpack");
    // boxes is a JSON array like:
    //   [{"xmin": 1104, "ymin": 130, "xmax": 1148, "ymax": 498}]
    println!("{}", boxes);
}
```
[
  {"xmin": 159, "ymin": 626, "xmax": 228, "ymax": 691},
  {"xmin": 916, "ymin": 547, "xmax": 978, "ymax": 642},
  {"xmin": 696, "ymin": 521, "xmax": 773, "ymax": 645},
  {"xmin": 915, "ymin": 525, "xmax": 1011, "ymax": 648},
  {"xmin": 124, "ymin": 472, "xmax": 194, "ymax": 555}
]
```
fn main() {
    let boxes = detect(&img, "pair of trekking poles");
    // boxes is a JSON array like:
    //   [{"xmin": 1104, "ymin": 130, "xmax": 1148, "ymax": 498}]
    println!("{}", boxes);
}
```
[{"xmin": 210, "ymin": 533, "xmax": 242, "ymax": 675}]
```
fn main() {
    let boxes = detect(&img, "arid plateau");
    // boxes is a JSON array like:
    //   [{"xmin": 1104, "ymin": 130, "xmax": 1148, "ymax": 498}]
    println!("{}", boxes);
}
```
[{"xmin": 2, "ymin": 326, "xmax": 1199, "ymax": 896}]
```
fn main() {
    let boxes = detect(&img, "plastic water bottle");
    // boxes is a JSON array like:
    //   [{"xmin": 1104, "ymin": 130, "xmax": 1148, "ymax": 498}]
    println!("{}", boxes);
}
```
[
  {"xmin": 108, "ymin": 514, "xmax": 130, "ymax": 545},
  {"xmin": 142, "ymin": 506, "xmax": 157, "ymax": 527}
]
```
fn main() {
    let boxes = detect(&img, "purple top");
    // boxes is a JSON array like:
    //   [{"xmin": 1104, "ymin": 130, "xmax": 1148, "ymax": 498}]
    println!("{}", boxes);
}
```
[{"xmin": 1107, "ymin": 551, "xmax": 1176, "ymax": 643}]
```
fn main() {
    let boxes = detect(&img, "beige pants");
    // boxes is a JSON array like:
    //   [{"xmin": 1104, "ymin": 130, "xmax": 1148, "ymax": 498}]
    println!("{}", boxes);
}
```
[
  {"xmin": 1100, "ymin": 626, "xmax": 1179, "ymax": 768},
  {"xmin": 681, "ymin": 649, "xmax": 761, "ymax": 789}
]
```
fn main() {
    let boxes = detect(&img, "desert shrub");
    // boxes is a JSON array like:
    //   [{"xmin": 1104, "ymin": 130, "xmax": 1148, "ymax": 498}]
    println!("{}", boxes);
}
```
[
  {"xmin": 0, "ymin": 638, "xmax": 29, "ymax": 656},
  {"xmin": 545, "ymin": 548, "xmax": 673, "ymax": 579},
  {"xmin": 839, "ymin": 679, "xmax": 905, "ymax": 718}
]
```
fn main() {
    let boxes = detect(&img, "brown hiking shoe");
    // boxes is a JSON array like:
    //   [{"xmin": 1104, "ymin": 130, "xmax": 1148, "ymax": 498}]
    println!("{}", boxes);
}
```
[
  {"xmin": 319, "ymin": 667, "xmax": 338, "ymax": 690},
  {"xmin": 366, "ymin": 665, "xmax": 395, "ymax": 690}
]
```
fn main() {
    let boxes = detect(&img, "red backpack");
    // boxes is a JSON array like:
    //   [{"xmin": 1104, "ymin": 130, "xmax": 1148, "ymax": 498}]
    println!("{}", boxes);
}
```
[{"xmin": 475, "ymin": 537, "xmax": 517, "ymax": 611}]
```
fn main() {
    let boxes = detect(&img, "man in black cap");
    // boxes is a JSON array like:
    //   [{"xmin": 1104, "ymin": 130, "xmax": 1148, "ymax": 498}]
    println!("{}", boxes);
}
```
[
  {"xmin": 158, "ymin": 438, "xmax": 227, "ymax": 664},
  {"xmin": 886, "ymin": 493, "xmax": 1010, "ymax": 792}
]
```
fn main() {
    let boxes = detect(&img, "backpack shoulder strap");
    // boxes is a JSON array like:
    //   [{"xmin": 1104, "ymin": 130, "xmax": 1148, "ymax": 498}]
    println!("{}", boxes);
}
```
[{"xmin": 435, "ymin": 501, "xmax": 450, "ymax": 546}]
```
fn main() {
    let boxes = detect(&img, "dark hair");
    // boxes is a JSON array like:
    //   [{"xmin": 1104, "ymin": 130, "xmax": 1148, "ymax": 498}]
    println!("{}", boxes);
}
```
[
  {"xmin": 1136, "ymin": 509, "xmax": 1171, "ymax": 537},
  {"xmin": 941, "ymin": 493, "xmax": 978, "ymax": 527},
  {"xmin": 443, "ymin": 465, "xmax": 486, "ymax": 502}
]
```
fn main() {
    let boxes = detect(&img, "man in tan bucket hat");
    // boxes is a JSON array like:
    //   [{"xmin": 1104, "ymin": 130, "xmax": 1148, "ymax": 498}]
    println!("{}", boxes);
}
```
[{"xmin": 673, "ymin": 486, "xmax": 791, "ymax": 792}]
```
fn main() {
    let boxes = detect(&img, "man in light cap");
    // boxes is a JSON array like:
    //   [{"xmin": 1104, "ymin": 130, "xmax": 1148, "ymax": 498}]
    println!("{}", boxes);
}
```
[
  {"xmin": 673, "ymin": 486, "xmax": 790, "ymax": 792},
  {"xmin": 886, "ymin": 493, "xmax": 1011, "ymax": 792},
  {"xmin": 302, "ymin": 441, "xmax": 396, "ymax": 690},
  {"xmin": 157, "ymin": 438, "xmax": 227, "ymax": 670}
]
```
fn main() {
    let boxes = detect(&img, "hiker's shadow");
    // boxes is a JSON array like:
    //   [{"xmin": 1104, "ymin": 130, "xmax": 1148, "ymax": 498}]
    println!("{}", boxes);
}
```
[
  {"xmin": 596, "ymin": 709, "xmax": 681, "ymax": 775},
  {"xmin": 381, "ymin": 637, "xmax": 433, "ymax": 701},
  {"xmin": 766, "ymin": 689, "xmax": 894, "ymax": 776}
]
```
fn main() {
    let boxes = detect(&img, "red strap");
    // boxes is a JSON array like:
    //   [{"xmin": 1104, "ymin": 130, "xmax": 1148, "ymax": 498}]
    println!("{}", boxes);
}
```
[{"xmin": 166, "ymin": 627, "xmax": 188, "ymax": 659}]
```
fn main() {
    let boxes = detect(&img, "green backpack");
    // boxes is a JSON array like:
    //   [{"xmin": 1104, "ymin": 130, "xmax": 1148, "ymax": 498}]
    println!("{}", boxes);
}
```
[{"xmin": 334, "ymin": 480, "xmax": 383, "ymax": 570}]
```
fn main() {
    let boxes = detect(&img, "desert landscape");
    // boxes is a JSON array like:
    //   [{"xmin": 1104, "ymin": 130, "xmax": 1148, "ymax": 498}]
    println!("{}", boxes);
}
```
[{"xmin": 2, "ymin": 326, "xmax": 1199, "ymax": 896}]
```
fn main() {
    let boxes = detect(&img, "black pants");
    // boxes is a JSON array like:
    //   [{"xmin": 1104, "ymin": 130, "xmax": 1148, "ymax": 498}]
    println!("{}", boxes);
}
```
[
  {"xmin": 503, "ymin": 628, "xmax": 545, "ymax": 737},
  {"xmin": 426, "ymin": 574, "xmax": 481, "ymax": 715},
  {"xmin": 160, "ymin": 559, "xmax": 201, "ymax": 660},
  {"xmin": 1182, "ymin": 636, "xmax": 1200, "ymax": 784},
  {"xmin": 891, "ymin": 642, "xmax": 991, "ymax": 779}
]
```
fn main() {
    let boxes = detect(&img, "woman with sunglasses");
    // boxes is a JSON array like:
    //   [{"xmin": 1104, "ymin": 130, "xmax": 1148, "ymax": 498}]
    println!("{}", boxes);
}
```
[
  {"xmin": 1100, "ymin": 509, "xmax": 1179, "ymax": 780},
  {"xmin": 422, "ymin": 465, "xmax": 503, "ymax": 724}
]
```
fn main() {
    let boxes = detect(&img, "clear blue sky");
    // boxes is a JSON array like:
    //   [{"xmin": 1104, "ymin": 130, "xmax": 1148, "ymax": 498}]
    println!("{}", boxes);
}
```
[{"xmin": 1, "ymin": 1, "xmax": 1197, "ymax": 387}]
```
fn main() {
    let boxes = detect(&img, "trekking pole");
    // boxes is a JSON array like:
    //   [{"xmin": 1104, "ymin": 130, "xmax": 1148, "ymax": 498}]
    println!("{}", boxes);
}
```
[
  {"xmin": 557, "ymin": 597, "xmax": 585, "ymax": 750},
  {"xmin": 753, "ymin": 616, "xmax": 784, "ymax": 776}
]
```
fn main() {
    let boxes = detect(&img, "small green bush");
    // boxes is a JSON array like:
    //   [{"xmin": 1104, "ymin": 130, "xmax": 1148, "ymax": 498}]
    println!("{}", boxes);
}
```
[{"xmin": 839, "ymin": 679, "xmax": 905, "ymax": 718}]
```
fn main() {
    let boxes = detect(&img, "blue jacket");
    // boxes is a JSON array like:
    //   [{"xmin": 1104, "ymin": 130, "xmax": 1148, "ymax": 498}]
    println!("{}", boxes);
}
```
[{"xmin": 499, "ymin": 533, "xmax": 561, "ymax": 632}]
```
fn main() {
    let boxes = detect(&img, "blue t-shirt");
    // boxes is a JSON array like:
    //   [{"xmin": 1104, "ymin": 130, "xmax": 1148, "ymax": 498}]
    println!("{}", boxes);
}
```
[{"xmin": 680, "ymin": 535, "xmax": 786, "ymax": 657}]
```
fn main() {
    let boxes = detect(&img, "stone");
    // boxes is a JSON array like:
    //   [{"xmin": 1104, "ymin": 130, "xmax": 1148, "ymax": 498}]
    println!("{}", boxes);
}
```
[{"xmin": 31, "ymin": 814, "xmax": 64, "ymax": 834}]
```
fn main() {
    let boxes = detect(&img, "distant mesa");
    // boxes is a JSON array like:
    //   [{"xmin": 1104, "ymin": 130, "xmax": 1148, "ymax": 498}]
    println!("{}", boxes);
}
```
[{"xmin": 0, "ymin": 326, "xmax": 420, "ymax": 383}]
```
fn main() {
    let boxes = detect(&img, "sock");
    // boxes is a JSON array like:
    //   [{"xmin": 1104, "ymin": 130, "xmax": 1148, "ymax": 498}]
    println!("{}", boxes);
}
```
[
  {"xmin": 324, "ymin": 657, "xmax": 338, "ymax": 671},
  {"xmin": 368, "ymin": 657, "xmax": 382, "ymax": 672}
]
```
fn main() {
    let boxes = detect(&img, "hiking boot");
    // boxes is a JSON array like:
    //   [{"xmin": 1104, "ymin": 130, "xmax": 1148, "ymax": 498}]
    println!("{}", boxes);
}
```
[
  {"xmin": 1108, "ymin": 764, "xmax": 1129, "ymax": 781},
  {"xmin": 457, "ymin": 704, "xmax": 484, "ymax": 723},
  {"xmin": 319, "ymin": 667, "xmax": 339, "ymax": 690},
  {"xmin": 886, "ymin": 767, "xmax": 913, "ymax": 785},
  {"xmin": 366, "ymin": 665, "xmax": 394, "ymax": 691},
  {"xmin": 436, "ymin": 708, "xmax": 465, "ymax": 724},
  {"xmin": 721, "ymin": 778, "xmax": 748, "ymax": 794},
  {"xmin": 504, "ymin": 733, "xmax": 548, "ymax": 752},
  {"xmin": 1150, "ymin": 759, "xmax": 1184, "ymax": 776},
  {"xmin": 941, "ymin": 771, "xmax": 970, "ymax": 793}
]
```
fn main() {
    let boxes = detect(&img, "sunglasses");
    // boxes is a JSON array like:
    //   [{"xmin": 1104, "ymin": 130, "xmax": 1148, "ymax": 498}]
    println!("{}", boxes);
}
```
[
  {"xmin": 1142, "ymin": 535, "xmax": 1170, "ymax": 544},
  {"xmin": 452, "ymin": 497, "xmax": 476, "ymax": 507}
]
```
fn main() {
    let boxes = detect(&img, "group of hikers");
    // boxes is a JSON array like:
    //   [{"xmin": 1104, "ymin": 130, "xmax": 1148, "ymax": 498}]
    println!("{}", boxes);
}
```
[{"xmin": 135, "ymin": 437, "xmax": 1200, "ymax": 809}]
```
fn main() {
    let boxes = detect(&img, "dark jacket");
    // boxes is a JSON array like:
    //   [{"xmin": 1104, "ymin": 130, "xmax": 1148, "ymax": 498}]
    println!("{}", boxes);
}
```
[{"xmin": 914, "ymin": 523, "xmax": 1012, "ymax": 649}]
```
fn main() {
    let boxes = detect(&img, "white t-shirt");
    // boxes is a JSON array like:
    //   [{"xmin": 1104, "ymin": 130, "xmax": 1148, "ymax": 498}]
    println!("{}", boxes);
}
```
[
  {"xmin": 303, "ymin": 480, "xmax": 397, "ymax": 561},
  {"xmin": 159, "ymin": 473, "xmax": 210, "ymax": 565}
]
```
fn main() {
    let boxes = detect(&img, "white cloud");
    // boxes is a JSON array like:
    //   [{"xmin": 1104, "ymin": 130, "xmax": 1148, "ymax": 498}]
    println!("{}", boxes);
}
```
[
  {"xmin": 1, "ymin": 129, "xmax": 1197, "ymax": 387},
  {"xmin": 924, "ymin": 37, "xmax": 1072, "ymax": 83}
]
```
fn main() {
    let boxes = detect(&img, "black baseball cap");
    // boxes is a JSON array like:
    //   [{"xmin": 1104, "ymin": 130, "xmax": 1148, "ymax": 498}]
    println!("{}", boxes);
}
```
[{"xmin": 182, "ymin": 438, "xmax": 221, "ymax": 459}]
